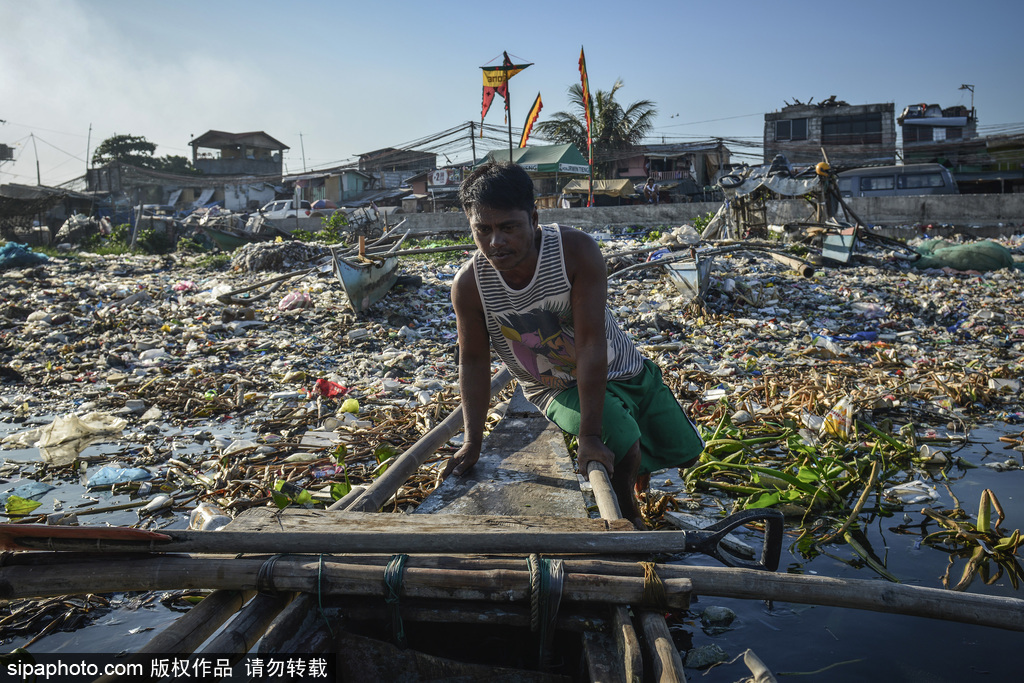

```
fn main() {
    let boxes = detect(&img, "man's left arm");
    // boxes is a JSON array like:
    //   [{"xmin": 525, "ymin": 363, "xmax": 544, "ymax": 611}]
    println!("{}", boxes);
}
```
[{"xmin": 564, "ymin": 229, "xmax": 616, "ymax": 477}]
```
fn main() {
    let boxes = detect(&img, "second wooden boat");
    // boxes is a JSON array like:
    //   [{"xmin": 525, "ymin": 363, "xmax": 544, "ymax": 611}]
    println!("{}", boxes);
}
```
[{"xmin": 333, "ymin": 229, "xmax": 409, "ymax": 313}]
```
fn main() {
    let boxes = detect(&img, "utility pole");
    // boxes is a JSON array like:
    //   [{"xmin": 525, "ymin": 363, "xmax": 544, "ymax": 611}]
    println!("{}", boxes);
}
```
[
  {"xmin": 469, "ymin": 121, "xmax": 477, "ymax": 164},
  {"xmin": 30, "ymin": 133, "xmax": 41, "ymax": 185},
  {"xmin": 299, "ymin": 133, "xmax": 307, "ymax": 172},
  {"xmin": 959, "ymin": 84, "xmax": 975, "ymax": 122},
  {"xmin": 85, "ymin": 123, "xmax": 92, "ymax": 177}
]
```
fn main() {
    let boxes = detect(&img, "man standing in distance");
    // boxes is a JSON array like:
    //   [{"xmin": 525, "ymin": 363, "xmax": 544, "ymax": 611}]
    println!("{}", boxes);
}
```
[{"xmin": 444, "ymin": 162, "xmax": 703, "ymax": 527}]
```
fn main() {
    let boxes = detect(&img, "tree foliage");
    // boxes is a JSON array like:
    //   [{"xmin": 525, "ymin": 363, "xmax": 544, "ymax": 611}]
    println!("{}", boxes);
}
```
[
  {"xmin": 533, "ymin": 80, "xmax": 656, "ymax": 178},
  {"xmin": 91, "ymin": 134, "xmax": 200, "ymax": 174}
]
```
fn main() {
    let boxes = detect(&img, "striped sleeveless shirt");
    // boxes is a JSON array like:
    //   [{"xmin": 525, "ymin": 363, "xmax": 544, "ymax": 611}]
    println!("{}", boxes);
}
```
[{"xmin": 473, "ymin": 223, "xmax": 644, "ymax": 410}]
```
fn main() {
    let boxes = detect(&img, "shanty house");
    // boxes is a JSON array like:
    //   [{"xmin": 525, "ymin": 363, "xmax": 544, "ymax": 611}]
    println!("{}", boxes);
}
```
[
  {"xmin": 764, "ymin": 98, "xmax": 896, "ymax": 168},
  {"xmin": 609, "ymin": 140, "xmax": 731, "ymax": 201},
  {"xmin": 285, "ymin": 168, "xmax": 373, "ymax": 205},
  {"xmin": 189, "ymin": 131, "xmax": 288, "ymax": 176}
]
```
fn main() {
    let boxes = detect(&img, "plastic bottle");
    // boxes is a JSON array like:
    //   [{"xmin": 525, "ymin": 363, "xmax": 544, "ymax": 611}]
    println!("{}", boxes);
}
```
[{"xmin": 189, "ymin": 503, "xmax": 231, "ymax": 531}]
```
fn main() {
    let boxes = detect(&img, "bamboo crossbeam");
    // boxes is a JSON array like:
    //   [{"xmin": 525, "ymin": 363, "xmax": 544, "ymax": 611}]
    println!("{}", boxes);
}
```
[
  {"xmin": 0, "ymin": 555, "xmax": 692, "ymax": 610},
  {"xmin": 5, "ymin": 552, "xmax": 1024, "ymax": 632},
  {"xmin": 3, "ymin": 527, "xmax": 694, "ymax": 556}
]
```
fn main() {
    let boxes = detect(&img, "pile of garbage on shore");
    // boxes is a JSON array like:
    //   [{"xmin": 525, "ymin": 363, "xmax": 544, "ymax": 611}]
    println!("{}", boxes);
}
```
[{"xmin": 0, "ymin": 228, "xmax": 1022, "ymax": 533}]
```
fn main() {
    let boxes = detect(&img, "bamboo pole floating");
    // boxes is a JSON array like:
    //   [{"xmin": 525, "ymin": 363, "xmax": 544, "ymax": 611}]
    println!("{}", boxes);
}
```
[
  {"xmin": 769, "ymin": 252, "xmax": 814, "ymax": 278},
  {"xmin": 345, "ymin": 366, "xmax": 513, "ymax": 512}
]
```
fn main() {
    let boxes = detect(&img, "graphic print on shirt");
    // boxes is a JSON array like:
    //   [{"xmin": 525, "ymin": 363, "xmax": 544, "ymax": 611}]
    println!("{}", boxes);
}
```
[{"xmin": 496, "ymin": 301, "xmax": 577, "ymax": 390}]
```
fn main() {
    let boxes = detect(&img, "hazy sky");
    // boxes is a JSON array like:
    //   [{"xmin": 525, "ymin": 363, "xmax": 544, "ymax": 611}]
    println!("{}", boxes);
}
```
[{"xmin": 1, "ymin": 0, "xmax": 1020, "ymax": 187}]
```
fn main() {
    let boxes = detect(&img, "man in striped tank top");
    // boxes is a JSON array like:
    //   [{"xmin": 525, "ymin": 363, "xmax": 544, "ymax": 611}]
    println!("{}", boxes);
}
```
[{"xmin": 444, "ymin": 162, "xmax": 703, "ymax": 528}]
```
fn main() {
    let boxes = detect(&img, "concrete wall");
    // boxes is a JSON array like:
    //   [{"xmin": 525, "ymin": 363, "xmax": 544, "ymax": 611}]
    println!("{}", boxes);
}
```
[{"xmin": 393, "ymin": 193, "xmax": 1024, "ymax": 234}]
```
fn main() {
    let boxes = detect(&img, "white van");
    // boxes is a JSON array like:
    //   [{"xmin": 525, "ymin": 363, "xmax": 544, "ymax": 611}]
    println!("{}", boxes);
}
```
[{"xmin": 837, "ymin": 164, "xmax": 958, "ymax": 198}]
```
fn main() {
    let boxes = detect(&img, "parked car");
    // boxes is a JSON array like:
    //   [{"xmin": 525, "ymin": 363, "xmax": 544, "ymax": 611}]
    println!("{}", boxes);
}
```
[
  {"xmin": 139, "ymin": 204, "xmax": 177, "ymax": 217},
  {"xmin": 837, "ymin": 164, "xmax": 958, "ymax": 198},
  {"xmin": 258, "ymin": 199, "xmax": 314, "ymax": 220}
]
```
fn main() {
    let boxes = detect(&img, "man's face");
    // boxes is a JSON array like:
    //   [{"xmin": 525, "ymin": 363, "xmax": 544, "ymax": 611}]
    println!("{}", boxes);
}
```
[{"xmin": 467, "ymin": 205, "xmax": 539, "ymax": 273}]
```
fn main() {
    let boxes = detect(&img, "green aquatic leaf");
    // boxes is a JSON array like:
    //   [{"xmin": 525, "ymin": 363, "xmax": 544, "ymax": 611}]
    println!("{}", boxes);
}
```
[
  {"xmin": 977, "ymin": 489, "xmax": 993, "ymax": 534},
  {"xmin": 270, "ymin": 490, "xmax": 291, "ymax": 510},
  {"xmin": 374, "ymin": 444, "xmax": 398, "ymax": 463},
  {"xmin": 330, "ymin": 481, "xmax": 351, "ymax": 500},
  {"xmin": 5, "ymin": 495, "xmax": 42, "ymax": 516},
  {"xmin": 796, "ymin": 467, "xmax": 820, "ymax": 483}
]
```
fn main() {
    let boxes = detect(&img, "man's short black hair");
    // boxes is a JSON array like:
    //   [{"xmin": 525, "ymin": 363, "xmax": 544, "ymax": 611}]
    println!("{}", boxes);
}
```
[{"xmin": 459, "ymin": 162, "xmax": 535, "ymax": 216}]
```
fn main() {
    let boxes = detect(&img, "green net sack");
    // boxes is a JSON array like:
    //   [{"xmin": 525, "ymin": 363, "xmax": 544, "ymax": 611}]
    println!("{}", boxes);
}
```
[{"xmin": 914, "ymin": 240, "xmax": 1016, "ymax": 272}]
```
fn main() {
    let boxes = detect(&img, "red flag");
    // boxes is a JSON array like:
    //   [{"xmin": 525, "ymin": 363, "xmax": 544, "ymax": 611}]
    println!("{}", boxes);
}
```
[
  {"xmin": 481, "ymin": 52, "xmax": 531, "ymax": 132},
  {"xmin": 518, "ymin": 93, "xmax": 543, "ymax": 148},
  {"xmin": 578, "ymin": 47, "xmax": 593, "ymax": 164}
]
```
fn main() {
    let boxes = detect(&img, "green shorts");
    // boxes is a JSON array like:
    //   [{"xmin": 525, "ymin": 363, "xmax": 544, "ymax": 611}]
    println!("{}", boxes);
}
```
[{"xmin": 545, "ymin": 359, "xmax": 704, "ymax": 475}]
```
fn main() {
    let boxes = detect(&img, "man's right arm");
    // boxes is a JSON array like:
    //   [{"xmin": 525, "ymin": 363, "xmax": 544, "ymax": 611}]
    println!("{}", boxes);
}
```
[{"xmin": 443, "ymin": 262, "xmax": 491, "ymax": 478}]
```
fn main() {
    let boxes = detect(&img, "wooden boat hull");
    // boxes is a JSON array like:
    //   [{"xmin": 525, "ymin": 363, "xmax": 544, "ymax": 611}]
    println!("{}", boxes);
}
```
[
  {"xmin": 664, "ymin": 254, "xmax": 713, "ymax": 304},
  {"xmin": 333, "ymin": 249, "xmax": 401, "ymax": 313}
]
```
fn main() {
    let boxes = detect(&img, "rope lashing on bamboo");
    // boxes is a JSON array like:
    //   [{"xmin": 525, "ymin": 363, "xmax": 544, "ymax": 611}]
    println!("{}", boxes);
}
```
[
  {"xmin": 256, "ymin": 554, "xmax": 285, "ymax": 594},
  {"xmin": 383, "ymin": 554, "xmax": 410, "ymax": 648},
  {"xmin": 528, "ymin": 554, "xmax": 565, "ymax": 665},
  {"xmin": 640, "ymin": 561, "xmax": 670, "ymax": 611},
  {"xmin": 317, "ymin": 554, "xmax": 335, "ymax": 638}
]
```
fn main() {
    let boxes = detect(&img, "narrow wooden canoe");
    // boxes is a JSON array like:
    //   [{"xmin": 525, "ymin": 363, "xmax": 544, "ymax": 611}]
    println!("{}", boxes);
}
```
[
  {"xmin": 333, "ymin": 230, "xmax": 409, "ymax": 313},
  {"xmin": 203, "ymin": 225, "xmax": 279, "ymax": 251}
]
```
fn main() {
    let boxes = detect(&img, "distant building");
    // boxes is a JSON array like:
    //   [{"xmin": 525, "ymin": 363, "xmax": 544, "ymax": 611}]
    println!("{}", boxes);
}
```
[
  {"xmin": 764, "ymin": 97, "xmax": 896, "ymax": 168},
  {"xmin": 899, "ymin": 103, "xmax": 982, "ymax": 171},
  {"xmin": 611, "ymin": 140, "xmax": 731, "ymax": 201},
  {"xmin": 189, "ymin": 131, "xmax": 288, "ymax": 176},
  {"xmin": 284, "ymin": 168, "xmax": 373, "ymax": 205},
  {"xmin": 358, "ymin": 148, "xmax": 437, "ymax": 189},
  {"xmin": 898, "ymin": 103, "xmax": 1024, "ymax": 194}
]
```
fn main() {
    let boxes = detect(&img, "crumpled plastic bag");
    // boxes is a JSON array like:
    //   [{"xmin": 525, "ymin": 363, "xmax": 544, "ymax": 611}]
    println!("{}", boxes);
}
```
[
  {"xmin": 820, "ymin": 397, "xmax": 855, "ymax": 441},
  {"xmin": 883, "ymin": 480, "xmax": 939, "ymax": 505},
  {"xmin": 2, "ymin": 412, "xmax": 128, "ymax": 466},
  {"xmin": 0, "ymin": 242, "xmax": 49, "ymax": 270},
  {"xmin": 658, "ymin": 224, "xmax": 702, "ymax": 246},
  {"xmin": 0, "ymin": 480, "xmax": 55, "ymax": 505},
  {"xmin": 279, "ymin": 290, "xmax": 313, "ymax": 311},
  {"xmin": 310, "ymin": 379, "xmax": 348, "ymax": 398},
  {"xmin": 86, "ymin": 466, "xmax": 152, "ymax": 488}
]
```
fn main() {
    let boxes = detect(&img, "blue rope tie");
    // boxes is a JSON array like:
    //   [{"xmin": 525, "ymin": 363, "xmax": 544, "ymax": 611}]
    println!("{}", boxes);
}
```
[
  {"xmin": 528, "ymin": 554, "xmax": 564, "ymax": 667},
  {"xmin": 384, "ymin": 554, "xmax": 410, "ymax": 648},
  {"xmin": 317, "ymin": 554, "xmax": 334, "ymax": 638}
]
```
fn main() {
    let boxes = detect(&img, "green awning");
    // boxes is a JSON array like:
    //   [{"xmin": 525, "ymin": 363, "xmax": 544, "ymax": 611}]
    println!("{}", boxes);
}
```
[
  {"xmin": 561, "ymin": 178, "xmax": 635, "ymax": 198},
  {"xmin": 480, "ymin": 144, "xmax": 590, "ymax": 175}
]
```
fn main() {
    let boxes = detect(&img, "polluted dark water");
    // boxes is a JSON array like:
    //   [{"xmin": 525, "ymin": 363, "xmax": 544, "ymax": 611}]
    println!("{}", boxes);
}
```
[{"xmin": 666, "ymin": 422, "xmax": 1023, "ymax": 683}]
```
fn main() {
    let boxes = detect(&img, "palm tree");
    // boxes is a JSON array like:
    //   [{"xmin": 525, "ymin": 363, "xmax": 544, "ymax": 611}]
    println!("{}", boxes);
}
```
[{"xmin": 534, "ymin": 80, "xmax": 656, "ymax": 177}]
